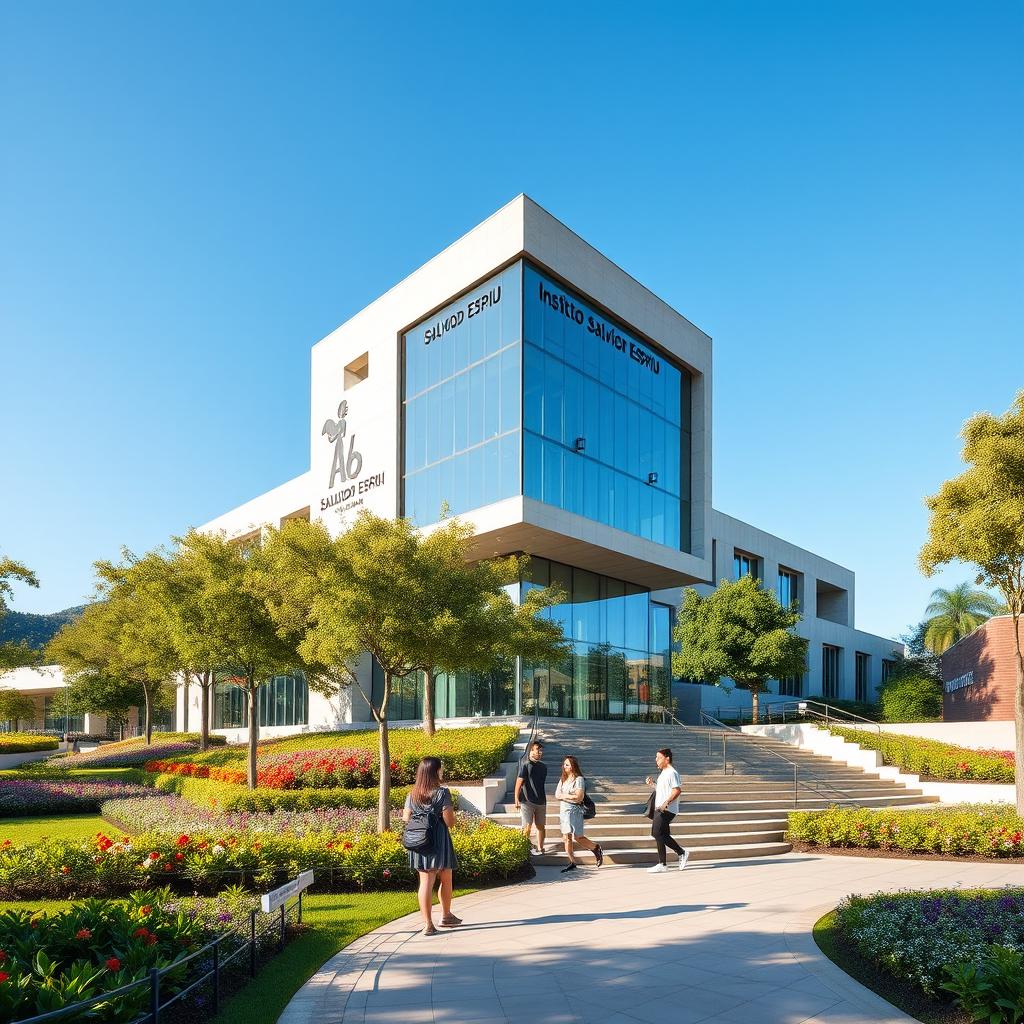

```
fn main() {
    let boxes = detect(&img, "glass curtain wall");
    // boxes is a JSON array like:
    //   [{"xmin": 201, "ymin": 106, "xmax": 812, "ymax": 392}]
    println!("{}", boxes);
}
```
[
  {"xmin": 522, "ymin": 265, "xmax": 690, "ymax": 552},
  {"xmin": 521, "ymin": 557, "xmax": 673, "ymax": 721},
  {"xmin": 43, "ymin": 695, "xmax": 84, "ymax": 733},
  {"xmin": 212, "ymin": 672, "xmax": 309, "ymax": 729},
  {"xmin": 403, "ymin": 264, "xmax": 522, "ymax": 526}
]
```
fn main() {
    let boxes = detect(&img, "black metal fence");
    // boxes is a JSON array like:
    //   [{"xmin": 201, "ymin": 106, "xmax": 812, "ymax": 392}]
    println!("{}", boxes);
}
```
[{"xmin": 12, "ymin": 880, "xmax": 308, "ymax": 1024}]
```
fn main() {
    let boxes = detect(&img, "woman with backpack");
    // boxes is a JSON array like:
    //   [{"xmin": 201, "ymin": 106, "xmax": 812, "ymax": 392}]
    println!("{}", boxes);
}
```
[
  {"xmin": 554, "ymin": 755, "xmax": 603, "ymax": 873},
  {"xmin": 401, "ymin": 756, "xmax": 462, "ymax": 935}
]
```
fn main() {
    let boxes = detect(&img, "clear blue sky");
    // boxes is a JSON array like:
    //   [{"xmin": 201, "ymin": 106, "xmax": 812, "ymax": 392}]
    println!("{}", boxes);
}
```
[{"xmin": 2, "ymin": 2, "xmax": 1021, "ymax": 640}]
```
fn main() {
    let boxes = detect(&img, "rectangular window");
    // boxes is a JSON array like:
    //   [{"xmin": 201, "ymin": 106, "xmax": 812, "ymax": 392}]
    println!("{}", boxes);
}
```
[
  {"xmin": 213, "ymin": 673, "xmax": 309, "ymax": 729},
  {"xmin": 855, "ymin": 652, "xmax": 870, "ymax": 703},
  {"xmin": 881, "ymin": 658, "xmax": 896, "ymax": 682},
  {"xmin": 734, "ymin": 550, "xmax": 760, "ymax": 580},
  {"xmin": 43, "ymin": 695, "xmax": 84, "ymax": 733},
  {"xmin": 778, "ymin": 568, "xmax": 800, "ymax": 609},
  {"xmin": 777, "ymin": 674, "xmax": 802, "ymax": 697},
  {"xmin": 822, "ymin": 644, "xmax": 841, "ymax": 699}
]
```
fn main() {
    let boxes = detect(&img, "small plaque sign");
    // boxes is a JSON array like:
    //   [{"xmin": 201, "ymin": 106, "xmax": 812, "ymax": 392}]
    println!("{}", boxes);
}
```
[{"xmin": 260, "ymin": 870, "xmax": 314, "ymax": 914}]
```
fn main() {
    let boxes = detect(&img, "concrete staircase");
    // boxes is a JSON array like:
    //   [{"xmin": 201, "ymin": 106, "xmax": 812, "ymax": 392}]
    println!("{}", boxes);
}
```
[{"xmin": 488, "ymin": 719, "xmax": 939, "ymax": 865}]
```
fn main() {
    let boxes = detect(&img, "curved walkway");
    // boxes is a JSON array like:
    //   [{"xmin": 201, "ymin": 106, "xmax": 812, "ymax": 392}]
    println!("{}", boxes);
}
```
[{"xmin": 279, "ymin": 853, "xmax": 1024, "ymax": 1024}]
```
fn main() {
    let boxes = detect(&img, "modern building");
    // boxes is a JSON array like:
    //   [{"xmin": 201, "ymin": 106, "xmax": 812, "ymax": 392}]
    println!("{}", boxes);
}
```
[
  {"xmin": 941, "ymin": 615, "xmax": 1019, "ymax": 722},
  {"xmin": 0, "ymin": 665, "xmax": 162, "ymax": 738},
  {"xmin": 182, "ymin": 196, "xmax": 901, "ymax": 739}
]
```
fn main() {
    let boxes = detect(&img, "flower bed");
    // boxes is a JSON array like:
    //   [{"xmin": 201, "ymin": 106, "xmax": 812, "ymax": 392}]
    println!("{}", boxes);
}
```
[
  {"xmin": 0, "ymin": 779, "xmax": 160, "ymax": 817},
  {"xmin": 102, "ymin": 795, "xmax": 379, "ymax": 837},
  {"xmin": 827, "ymin": 726, "xmax": 1015, "ymax": 782},
  {"xmin": 788, "ymin": 804, "xmax": 1024, "ymax": 856},
  {"xmin": 833, "ymin": 888, "xmax": 1024, "ymax": 1000},
  {"xmin": 0, "ymin": 820, "xmax": 530, "ymax": 899},
  {"xmin": 152, "ymin": 773, "xmax": 418, "ymax": 811},
  {"xmin": 151, "ymin": 725, "xmax": 519, "ymax": 786},
  {"xmin": 55, "ymin": 740, "xmax": 206, "ymax": 770},
  {"xmin": 0, "ymin": 733, "xmax": 59, "ymax": 754},
  {"xmin": 0, "ymin": 887, "xmax": 258, "ymax": 1023}
]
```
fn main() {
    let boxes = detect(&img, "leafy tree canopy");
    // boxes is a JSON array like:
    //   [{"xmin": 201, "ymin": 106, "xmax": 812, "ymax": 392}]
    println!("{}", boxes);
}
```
[{"xmin": 923, "ymin": 582, "xmax": 1004, "ymax": 654}]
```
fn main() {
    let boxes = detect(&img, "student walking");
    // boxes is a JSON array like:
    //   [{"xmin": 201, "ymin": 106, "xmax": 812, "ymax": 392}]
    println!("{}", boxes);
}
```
[
  {"xmin": 645, "ymin": 747, "xmax": 689, "ymax": 873},
  {"xmin": 514, "ymin": 739, "xmax": 548, "ymax": 855},
  {"xmin": 402, "ymin": 756, "xmax": 463, "ymax": 935},
  {"xmin": 554, "ymin": 755, "xmax": 603, "ymax": 873}
]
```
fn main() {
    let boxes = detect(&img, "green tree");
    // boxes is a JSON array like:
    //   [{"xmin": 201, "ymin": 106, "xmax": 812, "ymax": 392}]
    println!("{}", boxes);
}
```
[
  {"xmin": 179, "ymin": 530, "xmax": 337, "ymax": 788},
  {"xmin": 0, "ymin": 555, "xmax": 40, "ymax": 671},
  {"xmin": 408, "ymin": 518, "xmax": 569, "ymax": 735},
  {"xmin": 920, "ymin": 389, "xmax": 1024, "ymax": 812},
  {"xmin": 0, "ymin": 687, "xmax": 36, "ymax": 729},
  {"xmin": 64, "ymin": 673, "xmax": 146, "ymax": 739},
  {"xmin": 922, "ymin": 582, "xmax": 1004, "ymax": 655},
  {"xmin": 672, "ymin": 575, "xmax": 808, "ymax": 723}
]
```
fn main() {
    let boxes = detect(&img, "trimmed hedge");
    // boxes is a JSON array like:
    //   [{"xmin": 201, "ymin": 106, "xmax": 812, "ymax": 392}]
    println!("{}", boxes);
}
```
[
  {"xmin": 0, "ymin": 820, "xmax": 529, "ymax": 898},
  {"xmin": 827, "ymin": 725, "xmax": 1015, "ymax": 782},
  {"xmin": 788, "ymin": 804, "xmax": 1024, "ymax": 856},
  {"xmin": 152, "ymin": 773, "xmax": 423, "ymax": 811},
  {"xmin": 0, "ymin": 733, "xmax": 59, "ymax": 754},
  {"xmin": 157, "ymin": 725, "xmax": 519, "ymax": 784}
]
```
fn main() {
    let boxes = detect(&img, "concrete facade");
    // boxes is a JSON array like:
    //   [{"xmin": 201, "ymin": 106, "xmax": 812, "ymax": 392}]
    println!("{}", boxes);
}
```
[{"xmin": 185, "ymin": 196, "xmax": 900, "ymax": 735}]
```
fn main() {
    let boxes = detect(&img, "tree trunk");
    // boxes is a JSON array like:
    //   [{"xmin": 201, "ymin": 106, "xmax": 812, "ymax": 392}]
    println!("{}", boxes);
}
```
[
  {"xmin": 143, "ymin": 685, "xmax": 153, "ymax": 745},
  {"xmin": 181, "ymin": 676, "xmax": 189, "ymax": 733},
  {"xmin": 200, "ymin": 673, "xmax": 211, "ymax": 752},
  {"xmin": 247, "ymin": 681, "xmax": 259, "ymax": 790},
  {"xmin": 377, "ymin": 672, "xmax": 393, "ymax": 833},
  {"xmin": 423, "ymin": 669, "xmax": 436, "ymax": 737},
  {"xmin": 751, "ymin": 687, "xmax": 760, "ymax": 725},
  {"xmin": 1014, "ymin": 613, "xmax": 1023, "ymax": 816}
]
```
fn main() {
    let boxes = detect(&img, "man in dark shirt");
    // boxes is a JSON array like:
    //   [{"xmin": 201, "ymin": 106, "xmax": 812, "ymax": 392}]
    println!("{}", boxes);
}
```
[{"xmin": 514, "ymin": 739, "xmax": 548, "ymax": 855}]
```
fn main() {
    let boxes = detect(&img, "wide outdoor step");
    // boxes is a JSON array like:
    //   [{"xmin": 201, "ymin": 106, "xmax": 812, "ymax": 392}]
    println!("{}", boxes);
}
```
[
  {"xmin": 491, "ymin": 816, "xmax": 789, "ymax": 835},
  {"xmin": 533, "ymin": 841, "xmax": 793, "ymax": 865}
]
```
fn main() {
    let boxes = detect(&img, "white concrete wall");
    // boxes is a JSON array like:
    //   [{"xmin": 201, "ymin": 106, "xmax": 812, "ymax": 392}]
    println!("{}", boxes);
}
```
[{"xmin": 875, "ymin": 721, "xmax": 1015, "ymax": 751}]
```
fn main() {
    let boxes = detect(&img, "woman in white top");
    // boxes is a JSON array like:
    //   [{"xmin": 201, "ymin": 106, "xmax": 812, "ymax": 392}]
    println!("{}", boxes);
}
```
[
  {"xmin": 645, "ymin": 747, "xmax": 689, "ymax": 873},
  {"xmin": 554, "ymin": 755, "xmax": 603, "ymax": 874}
]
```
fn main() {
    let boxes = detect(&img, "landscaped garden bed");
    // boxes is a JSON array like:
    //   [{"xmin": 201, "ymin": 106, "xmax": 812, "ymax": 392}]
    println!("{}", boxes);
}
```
[
  {"xmin": 0, "ymin": 778, "xmax": 161, "ymax": 816},
  {"xmin": 788, "ymin": 804, "xmax": 1024, "ymax": 857},
  {"xmin": 0, "ymin": 734, "xmax": 59, "ymax": 755},
  {"xmin": 826, "ymin": 725, "xmax": 1015, "ymax": 782},
  {"xmin": 815, "ymin": 888, "xmax": 1024, "ymax": 1023}
]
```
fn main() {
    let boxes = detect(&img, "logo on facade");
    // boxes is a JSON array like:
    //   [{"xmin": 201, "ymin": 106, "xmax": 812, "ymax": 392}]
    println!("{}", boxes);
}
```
[{"xmin": 322, "ymin": 400, "xmax": 363, "ymax": 489}]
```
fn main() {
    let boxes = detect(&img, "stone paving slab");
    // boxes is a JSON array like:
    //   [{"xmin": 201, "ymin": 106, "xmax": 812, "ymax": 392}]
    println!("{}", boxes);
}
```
[{"xmin": 278, "ymin": 853, "xmax": 1024, "ymax": 1024}]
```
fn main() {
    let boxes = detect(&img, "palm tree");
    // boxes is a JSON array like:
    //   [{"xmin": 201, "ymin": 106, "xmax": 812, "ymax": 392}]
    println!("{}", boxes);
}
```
[{"xmin": 923, "ymin": 583, "xmax": 1004, "ymax": 654}]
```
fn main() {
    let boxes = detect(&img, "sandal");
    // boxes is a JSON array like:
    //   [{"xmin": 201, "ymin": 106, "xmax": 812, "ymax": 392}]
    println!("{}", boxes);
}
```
[
  {"xmin": 422, "ymin": 924, "xmax": 438, "ymax": 936},
  {"xmin": 440, "ymin": 914, "xmax": 462, "ymax": 927}
]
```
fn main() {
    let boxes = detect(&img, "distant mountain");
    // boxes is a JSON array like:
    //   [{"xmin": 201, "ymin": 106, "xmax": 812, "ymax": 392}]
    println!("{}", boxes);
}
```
[{"xmin": 0, "ymin": 605, "xmax": 86, "ymax": 651}]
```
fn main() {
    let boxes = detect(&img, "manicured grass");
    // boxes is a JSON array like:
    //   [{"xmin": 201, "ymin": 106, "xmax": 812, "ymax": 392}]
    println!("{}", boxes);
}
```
[
  {"xmin": 0, "ymin": 767, "xmax": 150, "ymax": 782},
  {"xmin": 209, "ymin": 890, "xmax": 453, "ymax": 1024},
  {"xmin": 813, "ymin": 910, "xmax": 965, "ymax": 1024},
  {"xmin": 0, "ymin": 897, "xmax": 74, "ymax": 914},
  {"xmin": 0, "ymin": 814, "xmax": 121, "ymax": 844}
]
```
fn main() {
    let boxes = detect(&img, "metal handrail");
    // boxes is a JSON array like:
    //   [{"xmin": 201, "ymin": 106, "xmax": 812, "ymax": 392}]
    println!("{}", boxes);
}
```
[
  {"xmin": 692, "ymin": 710, "xmax": 864, "ymax": 807},
  {"xmin": 769, "ymin": 699, "xmax": 882, "ymax": 735}
]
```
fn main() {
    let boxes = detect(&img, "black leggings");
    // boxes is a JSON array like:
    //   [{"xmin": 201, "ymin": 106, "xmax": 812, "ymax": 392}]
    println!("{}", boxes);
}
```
[{"xmin": 651, "ymin": 810, "xmax": 684, "ymax": 864}]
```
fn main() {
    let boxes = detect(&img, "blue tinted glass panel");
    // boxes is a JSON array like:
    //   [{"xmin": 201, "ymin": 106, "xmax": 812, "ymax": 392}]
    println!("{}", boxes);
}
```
[{"xmin": 402, "ymin": 263, "xmax": 522, "ymax": 524}]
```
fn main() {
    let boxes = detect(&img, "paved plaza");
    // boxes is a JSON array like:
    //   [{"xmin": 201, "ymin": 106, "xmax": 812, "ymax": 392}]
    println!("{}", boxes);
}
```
[{"xmin": 280, "ymin": 853, "xmax": 1024, "ymax": 1024}]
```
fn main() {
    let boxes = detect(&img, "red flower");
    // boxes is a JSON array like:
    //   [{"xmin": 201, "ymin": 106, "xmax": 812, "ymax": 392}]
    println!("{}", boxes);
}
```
[
  {"xmin": 76, "ymin": 928, "xmax": 92, "ymax": 940},
  {"xmin": 1, "ymin": 840, "xmax": 10, "ymax": 848},
  {"xmin": 342, "ymin": 841, "xmax": 353, "ymax": 851},
  {"xmin": 0, "ymin": 950, "xmax": 6, "ymax": 961},
  {"xmin": 164, "ymin": 863, "xmax": 173, "ymax": 871},
  {"xmin": 148, "ymin": 852, "xmax": 160, "ymax": 861},
  {"xmin": 382, "ymin": 868, "xmax": 391, "ymax": 879},
  {"xmin": 175, "ymin": 852, "xmax": 184, "ymax": 861},
  {"xmin": 60, "ymin": 865, "xmax": 70, "ymax": 874},
  {"xmin": 106, "ymin": 958, "xmax": 121, "ymax": 972},
  {"xmin": 176, "ymin": 834, "xmax": 190, "ymax": 847},
  {"xmin": 139, "ymin": 905, "xmax": 153, "ymax": 916},
  {"xmin": 0, "ymin": 972, "xmax": 9, "ymax": 983}
]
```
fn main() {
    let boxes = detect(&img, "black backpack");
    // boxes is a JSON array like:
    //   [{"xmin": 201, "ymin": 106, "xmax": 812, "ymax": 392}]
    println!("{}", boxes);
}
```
[
  {"xmin": 402, "ymin": 790, "xmax": 441, "ymax": 852},
  {"xmin": 581, "ymin": 793, "xmax": 597, "ymax": 820}
]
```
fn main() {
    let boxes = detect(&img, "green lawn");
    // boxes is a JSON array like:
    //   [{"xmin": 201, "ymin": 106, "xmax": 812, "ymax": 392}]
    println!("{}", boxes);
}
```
[
  {"xmin": 0, "ymin": 767, "xmax": 149, "ymax": 782},
  {"xmin": 0, "ymin": 814, "xmax": 118, "ymax": 844}
]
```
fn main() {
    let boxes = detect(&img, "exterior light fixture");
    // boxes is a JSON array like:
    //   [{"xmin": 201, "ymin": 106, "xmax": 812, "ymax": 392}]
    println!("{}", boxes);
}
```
[
  {"xmin": 647, "ymin": 472, "xmax": 658, "ymax": 485},
  {"xmin": 574, "ymin": 437, "xmax": 586, "ymax": 453}
]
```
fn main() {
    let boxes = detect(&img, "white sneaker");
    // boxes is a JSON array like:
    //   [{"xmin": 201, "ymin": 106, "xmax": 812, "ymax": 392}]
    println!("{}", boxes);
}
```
[
  {"xmin": 678, "ymin": 849, "xmax": 690, "ymax": 870},
  {"xmin": 646, "ymin": 863, "xmax": 668, "ymax": 873}
]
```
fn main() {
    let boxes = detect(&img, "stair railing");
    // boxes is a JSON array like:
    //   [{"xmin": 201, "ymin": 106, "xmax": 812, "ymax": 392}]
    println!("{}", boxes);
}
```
[{"xmin": 768, "ymin": 699, "xmax": 882, "ymax": 735}]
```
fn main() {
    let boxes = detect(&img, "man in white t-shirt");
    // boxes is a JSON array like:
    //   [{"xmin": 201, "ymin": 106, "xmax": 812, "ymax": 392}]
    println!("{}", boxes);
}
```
[{"xmin": 644, "ymin": 748, "xmax": 689, "ymax": 873}]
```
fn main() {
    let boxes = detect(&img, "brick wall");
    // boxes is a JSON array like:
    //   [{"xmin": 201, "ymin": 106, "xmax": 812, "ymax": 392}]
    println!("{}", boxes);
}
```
[{"xmin": 941, "ymin": 616, "xmax": 1021, "ymax": 722}]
